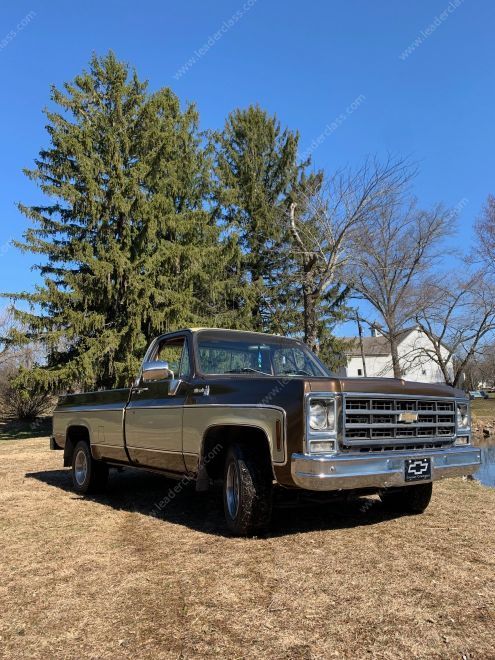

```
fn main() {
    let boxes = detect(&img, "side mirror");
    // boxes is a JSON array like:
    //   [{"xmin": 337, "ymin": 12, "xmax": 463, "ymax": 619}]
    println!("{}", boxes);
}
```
[{"xmin": 141, "ymin": 360, "xmax": 174, "ymax": 383}]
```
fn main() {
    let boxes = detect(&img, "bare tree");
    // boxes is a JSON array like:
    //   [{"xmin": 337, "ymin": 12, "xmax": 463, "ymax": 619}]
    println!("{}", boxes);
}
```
[
  {"xmin": 349, "ymin": 198, "xmax": 453, "ymax": 378},
  {"xmin": 475, "ymin": 194, "xmax": 495, "ymax": 270},
  {"xmin": 287, "ymin": 156, "xmax": 413, "ymax": 354},
  {"xmin": 0, "ymin": 309, "xmax": 15, "ymax": 368},
  {"xmin": 414, "ymin": 272, "xmax": 495, "ymax": 387}
]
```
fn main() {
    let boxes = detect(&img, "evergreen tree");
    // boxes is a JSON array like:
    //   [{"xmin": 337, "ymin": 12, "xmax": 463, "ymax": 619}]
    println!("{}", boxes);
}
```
[
  {"xmin": 5, "ymin": 53, "xmax": 246, "ymax": 391},
  {"xmin": 214, "ymin": 105, "xmax": 306, "ymax": 333}
]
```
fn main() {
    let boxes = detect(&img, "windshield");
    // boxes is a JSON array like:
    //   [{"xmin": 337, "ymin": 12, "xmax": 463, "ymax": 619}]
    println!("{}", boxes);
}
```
[{"xmin": 196, "ymin": 331, "xmax": 331, "ymax": 377}]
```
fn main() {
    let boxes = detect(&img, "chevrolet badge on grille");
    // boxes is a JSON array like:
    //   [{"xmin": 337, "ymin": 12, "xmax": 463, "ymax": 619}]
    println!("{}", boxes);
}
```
[{"xmin": 398, "ymin": 412, "xmax": 419, "ymax": 424}]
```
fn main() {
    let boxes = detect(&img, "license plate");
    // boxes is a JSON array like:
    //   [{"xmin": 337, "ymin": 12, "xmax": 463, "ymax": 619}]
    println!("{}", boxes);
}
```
[{"xmin": 404, "ymin": 457, "xmax": 432, "ymax": 482}]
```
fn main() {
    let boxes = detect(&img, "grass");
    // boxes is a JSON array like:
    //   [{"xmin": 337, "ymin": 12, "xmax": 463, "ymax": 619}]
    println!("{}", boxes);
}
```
[
  {"xmin": 0, "ymin": 437, "xmax": 494, "ymax": 659},
  {"xmin": 470, "ymin": 396, "xmax": 495, "ymax": 419}
]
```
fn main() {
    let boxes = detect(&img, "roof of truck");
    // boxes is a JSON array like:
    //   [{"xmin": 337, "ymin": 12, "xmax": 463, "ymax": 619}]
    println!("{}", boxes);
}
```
[{"xmin": 188, "ymin": 327, "xmax": 280, "ymax": 335}]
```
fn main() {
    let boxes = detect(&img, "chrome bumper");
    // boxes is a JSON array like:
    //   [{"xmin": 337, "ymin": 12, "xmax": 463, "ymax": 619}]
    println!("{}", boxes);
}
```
[{"xmin": 291, "ymin": 446, "xmax": 481, "ymax": 491}]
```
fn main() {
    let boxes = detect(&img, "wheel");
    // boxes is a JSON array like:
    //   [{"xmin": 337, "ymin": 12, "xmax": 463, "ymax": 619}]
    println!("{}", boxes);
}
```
[
  {"xmin": 71, "ymin": 440, "xmax": 108, "ymax": 494},
  {"xmin": 379, "ymin": 482, "xmax": 432, "ymax": 514},
  {"xmin": 223, "ymin": 443, "xmax": 273, "ymax": 536}
]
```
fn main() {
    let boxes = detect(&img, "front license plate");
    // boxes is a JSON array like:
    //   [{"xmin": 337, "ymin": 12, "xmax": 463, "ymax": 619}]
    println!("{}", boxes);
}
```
[{"xmin": 404, "ymin": 457, "xmax": 432, "ymax": 482}]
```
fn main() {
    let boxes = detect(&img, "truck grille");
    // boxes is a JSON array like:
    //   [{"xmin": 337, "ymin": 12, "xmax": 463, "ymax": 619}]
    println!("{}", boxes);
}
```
[{"xmin": 343, "ymin": 395, "xmax": 456, "ymax": 448}]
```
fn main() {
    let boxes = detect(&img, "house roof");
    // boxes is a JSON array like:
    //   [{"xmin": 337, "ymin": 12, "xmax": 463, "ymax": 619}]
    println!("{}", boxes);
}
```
[{"xmin": 343, "ymin": 329, "xmax": 416, "ymax": 357}]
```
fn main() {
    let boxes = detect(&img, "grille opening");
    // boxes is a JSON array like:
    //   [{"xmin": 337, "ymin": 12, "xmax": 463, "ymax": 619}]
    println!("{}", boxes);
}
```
[
  {"xmin": 345, "ymin": 429, "xmax": 370, "ymax": 440},
  {"xmin": 373, "ymin": 414, "xmax": 395, "ymax": 424},
  {"xmin": 357, "ymin": 441, "xmax": 449, "ymax": 453},
  {"xmin": 372, "ymin": 399, "xmax": 394, "ymax": 410},
  {"xmin": 396, "ymin": 428, "xmax": 416, "ymax": 437},
  {"xmin": 437, "ymin": 402, "xmax": 455, "ymax": 412},
  {"xmin": 371, "ymin": 429, "xmax": 394, "ymax": 438},
  {"xmin": 418, "ymin": 401, "xmax": 435, "ymax": 411},
  {"xmin": 347, "ymin": 415, "xmax": 370, "ymax": 425},
  {"xmin": 347, "ymin": 399, "xmax": 369, "ymax": 410}
]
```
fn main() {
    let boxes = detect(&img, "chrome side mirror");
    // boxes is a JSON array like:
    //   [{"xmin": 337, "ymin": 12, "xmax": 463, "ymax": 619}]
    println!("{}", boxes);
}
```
[{"xmin": 142, "ymin": 360, "xmax": 174, "ymax": 383}]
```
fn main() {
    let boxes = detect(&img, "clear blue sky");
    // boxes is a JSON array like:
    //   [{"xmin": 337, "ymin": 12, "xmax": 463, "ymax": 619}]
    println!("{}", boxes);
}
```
[{"xmin": 0, "ymin": 0, "xmax": 494, "ymax": 333}]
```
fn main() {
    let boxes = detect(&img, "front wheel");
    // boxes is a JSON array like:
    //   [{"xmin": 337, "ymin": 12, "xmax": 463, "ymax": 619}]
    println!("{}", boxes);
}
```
[
  {"xmin": 71, "ymin": 440, "xmax": 108, "ymax": 494},
  {"xmin": 379, "ymin": 482, "xmax": 432, "ymax": 514},
  {"xmin": 223, "ymin": 443, "xmax": 273, "ymax": 536}
]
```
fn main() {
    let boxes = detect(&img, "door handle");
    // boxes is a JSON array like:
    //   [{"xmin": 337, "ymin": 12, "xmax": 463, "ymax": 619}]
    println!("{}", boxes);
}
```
[
  {"xmin": 132, "ymin": 387, "xmax": 149, "ymax": 394},
  {"xmin": 193, "ymin": 385, "xmax": 210, "ymax": 396}
]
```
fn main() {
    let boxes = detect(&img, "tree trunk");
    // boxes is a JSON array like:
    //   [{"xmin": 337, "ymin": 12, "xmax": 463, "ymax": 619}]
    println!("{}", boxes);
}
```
[
  {"xmin": 356, "ymin": 313, "xmax": 367, "ymax": 377},
  {"xmin": 389, "ymin": 335, "xmax": 402, "ymax": 379},
  {"xmin": 304, "ymin": 291, "xmax": 319, "ymax": 354}
]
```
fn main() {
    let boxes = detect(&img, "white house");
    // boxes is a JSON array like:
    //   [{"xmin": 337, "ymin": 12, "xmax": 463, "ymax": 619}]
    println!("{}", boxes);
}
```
[{"xmin": 342, "ymin": 327, "xmax": 454, "ymax": 383}]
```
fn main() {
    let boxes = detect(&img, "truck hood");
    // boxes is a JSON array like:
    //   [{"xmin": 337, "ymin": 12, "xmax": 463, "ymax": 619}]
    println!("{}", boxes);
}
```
[{"xmin": 307, "ymin": 377, "xmax": 464, "ymax": 398}]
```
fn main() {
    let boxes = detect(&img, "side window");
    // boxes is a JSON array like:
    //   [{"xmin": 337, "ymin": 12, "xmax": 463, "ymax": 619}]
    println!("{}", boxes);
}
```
[{"xmin": 155, "ymin": 337, "xmax": 191, "ymax": 378}]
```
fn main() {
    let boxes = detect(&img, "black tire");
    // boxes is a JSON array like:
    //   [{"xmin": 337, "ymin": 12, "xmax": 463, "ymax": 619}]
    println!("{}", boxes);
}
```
[
  {"xmin": 223, "ymin": 443, "xmax": 273, "ymax": 536},
  {"xmin": 71, "ymin": 440, "xmax": 109, "ymax": 495},
  {"xmin": 379, "ymin": 482, "xmax": 433, "ymax": 514}
]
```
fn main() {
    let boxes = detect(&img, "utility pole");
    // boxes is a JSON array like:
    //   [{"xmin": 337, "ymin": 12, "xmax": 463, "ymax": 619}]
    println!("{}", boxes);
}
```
[{"xmin": 355, "ymin": 310, "xmax": 367, "ymax": 378}]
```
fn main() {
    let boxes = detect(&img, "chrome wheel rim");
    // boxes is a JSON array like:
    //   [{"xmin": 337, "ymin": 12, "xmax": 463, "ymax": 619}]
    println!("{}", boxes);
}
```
[
  {"xmin": 74, "ymin": 449, "xmax": 88, "ymax": 486},
  {"xmin": 226, "ymin": 461, "xmax": 240, "ymax": 519}
]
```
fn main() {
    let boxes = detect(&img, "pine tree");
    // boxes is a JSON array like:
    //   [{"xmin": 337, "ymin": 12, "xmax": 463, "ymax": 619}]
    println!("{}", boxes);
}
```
[
  {"xmin": 5, "ymin": 53, "xmax": 246, "ymax": 392},
  {"xmin": 214, "ymin": 105, "xmax": 306, "ymax": 333}
]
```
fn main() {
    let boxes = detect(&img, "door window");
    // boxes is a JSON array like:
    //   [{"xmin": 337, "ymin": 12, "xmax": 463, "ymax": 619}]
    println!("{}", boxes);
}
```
[{"xmin": 154, "ymin": 337, "xmax": 191, "ymax": 379}]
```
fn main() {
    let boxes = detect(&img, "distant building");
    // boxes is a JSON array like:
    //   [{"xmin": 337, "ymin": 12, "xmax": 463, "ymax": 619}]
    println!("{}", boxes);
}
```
[{"xmin": 342, "ymin": 327, "xmax": 453, "ymax": 383}]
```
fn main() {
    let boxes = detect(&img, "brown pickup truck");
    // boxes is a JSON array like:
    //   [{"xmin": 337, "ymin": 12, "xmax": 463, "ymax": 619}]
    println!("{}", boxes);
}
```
[{"xmin": 51, "ymin": 328, "xmax": 480, "ymax": 535}]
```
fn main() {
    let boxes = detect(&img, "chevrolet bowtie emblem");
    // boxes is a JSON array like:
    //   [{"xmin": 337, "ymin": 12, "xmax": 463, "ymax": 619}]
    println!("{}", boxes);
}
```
[{"xmin": 398, "ymin": 412, "xmax": 418, "ymax": 424}]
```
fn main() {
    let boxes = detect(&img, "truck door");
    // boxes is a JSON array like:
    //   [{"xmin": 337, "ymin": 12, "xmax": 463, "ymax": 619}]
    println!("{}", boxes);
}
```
[{"xmin": 125, "ymin": 334, "xmax": 191, "ymax": 473}]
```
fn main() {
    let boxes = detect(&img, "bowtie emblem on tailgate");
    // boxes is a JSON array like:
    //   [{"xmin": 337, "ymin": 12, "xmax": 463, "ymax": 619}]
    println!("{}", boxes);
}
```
[{"xmin": 398, "ymin": 412, "xmax": 419, "ymax": 424}]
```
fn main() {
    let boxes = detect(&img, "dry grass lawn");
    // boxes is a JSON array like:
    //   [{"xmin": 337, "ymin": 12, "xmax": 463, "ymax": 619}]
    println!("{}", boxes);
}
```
[{"xmin": 0, "ymin": 437, "xmax": 494, "ymax": 659}]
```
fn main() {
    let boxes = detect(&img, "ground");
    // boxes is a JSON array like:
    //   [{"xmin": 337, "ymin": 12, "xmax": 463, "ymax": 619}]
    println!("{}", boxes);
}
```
[
  {"xmin": 0, "ymin": 437, "xmax": 494, "ymax": 659},
  {"xmin": 470, "ymin": 396, "xmax": 495, "ymax": 419}
]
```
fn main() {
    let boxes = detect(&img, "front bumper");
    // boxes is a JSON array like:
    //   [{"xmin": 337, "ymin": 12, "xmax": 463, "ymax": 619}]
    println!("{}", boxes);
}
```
[{"xmin": 291, "ymin": 445, "xmax": 481, "ymax": 491}]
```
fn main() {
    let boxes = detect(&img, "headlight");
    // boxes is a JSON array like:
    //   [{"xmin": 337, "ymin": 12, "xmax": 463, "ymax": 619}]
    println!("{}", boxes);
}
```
[
  {"xmin": 306, "ymin": 395, "xmax": 338, "ymax": 454},
  {"xmin": 456, "ymin": 402, "xmax": 470, "ymax": 431},
  {"xmin": 309, "ymin": 398, "xmax": 336, "ymax": 431}
]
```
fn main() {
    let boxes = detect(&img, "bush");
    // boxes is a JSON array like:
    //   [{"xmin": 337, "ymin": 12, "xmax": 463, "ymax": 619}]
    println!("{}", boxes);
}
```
[{"xmin": 0, "ymin": 367, "xmax": 53, "ymax": 422}]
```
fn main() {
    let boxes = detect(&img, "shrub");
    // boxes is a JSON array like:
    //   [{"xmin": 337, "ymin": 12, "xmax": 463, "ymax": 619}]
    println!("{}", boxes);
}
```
[{"xmin": 0, "ymin": 366, "xmax": 53, "ymax": 422}]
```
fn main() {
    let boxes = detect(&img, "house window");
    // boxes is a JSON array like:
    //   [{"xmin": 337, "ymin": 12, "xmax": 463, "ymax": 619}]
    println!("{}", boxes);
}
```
[{"xmin": 357, "ymin": 369, "xmax": 363, "ymax": 376}]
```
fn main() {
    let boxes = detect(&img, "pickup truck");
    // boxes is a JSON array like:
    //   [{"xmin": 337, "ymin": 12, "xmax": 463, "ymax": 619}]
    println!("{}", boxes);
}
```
[{"xmin": 51, "ymin": 328, "xmax": 481, "ymax": 535}]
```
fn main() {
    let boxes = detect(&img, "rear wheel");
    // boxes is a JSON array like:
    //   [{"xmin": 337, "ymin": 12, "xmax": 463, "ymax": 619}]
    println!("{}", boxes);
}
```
[
  {"xmin": 223, "ymin": 443, "xmax": 273, "ymax": 536},
  {"xmin": 379, "ymin": 482, "xmax": 432, "ymax": 514},
  {"xmin": 71, "ymin": 440, "xmax": 108, "ymax": 494}
]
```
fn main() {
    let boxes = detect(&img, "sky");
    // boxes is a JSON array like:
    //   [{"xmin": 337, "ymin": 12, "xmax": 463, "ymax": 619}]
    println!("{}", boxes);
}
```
[{"xmin": 0, "ymin": 0, "xmax": 494, "ymax": 336}]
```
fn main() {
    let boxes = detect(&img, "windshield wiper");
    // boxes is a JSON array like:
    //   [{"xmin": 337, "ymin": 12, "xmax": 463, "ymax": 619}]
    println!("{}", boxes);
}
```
[
  {"xmin": 280, "ymin": 369, "xmax": 313, "ymax": 376},
  {"xmin": 226, "ymin": 367, "xmax": 272, "ymax": 375}
]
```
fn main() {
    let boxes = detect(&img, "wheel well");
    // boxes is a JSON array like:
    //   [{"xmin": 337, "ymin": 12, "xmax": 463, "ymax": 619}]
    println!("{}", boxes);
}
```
[
  {"xmin": 201, "ymin": 425, "xmax": 273, "ymax": 480},
  {"xmin": 64, "ymin": 425, "xmax": 90, "ymax": 467}
]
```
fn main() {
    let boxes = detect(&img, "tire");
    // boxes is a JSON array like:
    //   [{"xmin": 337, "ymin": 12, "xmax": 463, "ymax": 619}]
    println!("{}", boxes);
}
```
[
  {"xmin": 223, "ymin": 443, "xmax": 273, "ymax": 536},
  {"xmin": 379, "ymin": 482, "xmax": 433, "ymax": 514},
  {"xmin": 71, "ymin": 440, "xmax": 109, "ymax": 495}
]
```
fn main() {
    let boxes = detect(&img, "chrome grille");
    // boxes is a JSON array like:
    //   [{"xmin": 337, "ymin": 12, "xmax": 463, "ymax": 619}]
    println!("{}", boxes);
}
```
[{"xmin": 343, "ymin": 395, "xmax": 456, "ymax": 448}]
